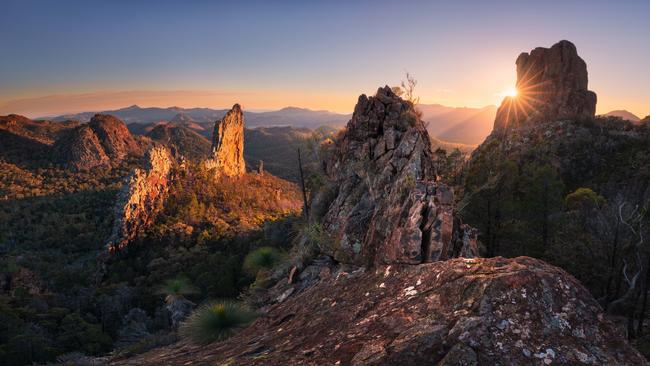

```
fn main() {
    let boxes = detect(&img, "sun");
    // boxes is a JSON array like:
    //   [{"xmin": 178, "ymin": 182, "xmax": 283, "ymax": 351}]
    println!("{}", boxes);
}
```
[{"xmin": 503, "ymin": 87, "xmax": 518, "ymax": 98}]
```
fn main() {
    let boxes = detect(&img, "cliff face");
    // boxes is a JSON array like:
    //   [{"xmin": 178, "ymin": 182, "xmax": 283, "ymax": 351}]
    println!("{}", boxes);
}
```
[
  {"xmin": 207, "ymin": 104, "xmax": 245, "ymax": 177},
  {"xmin": 106, "ymin": 146, "xmax": 173, "ymax": 251},
  {"xmin": 493, "ymin": 40, "xmax": 597, "ymax": 135},
  {"xmin": 111, "ymin": 257, "xmax": 647, "ymax": 366},
  {"xmin": 315, "ymin": 86, "xmax": 476, "ymax": 266},
  {"xmin": 54, "ymin": 114, "xmax": 143, "ymax": 170}
]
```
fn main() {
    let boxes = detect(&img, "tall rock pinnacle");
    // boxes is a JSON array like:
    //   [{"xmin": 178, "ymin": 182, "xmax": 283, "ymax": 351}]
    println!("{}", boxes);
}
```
[
  {"xmin": 493, "ymin": 40, "xmax": 597, "ymax": 134},
  {"xmin": 209, "ymin": 104, "xmax": 245, "ymax": 177},
  {"xmin": 312, "ymin": 86, "xmax": 477, "ymax": 266}
]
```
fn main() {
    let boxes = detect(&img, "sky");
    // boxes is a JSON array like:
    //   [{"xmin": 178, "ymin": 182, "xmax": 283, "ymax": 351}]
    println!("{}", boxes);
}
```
[{"xmin": 1, "ymin": 0, "xmax": 648, "ymax": 118}]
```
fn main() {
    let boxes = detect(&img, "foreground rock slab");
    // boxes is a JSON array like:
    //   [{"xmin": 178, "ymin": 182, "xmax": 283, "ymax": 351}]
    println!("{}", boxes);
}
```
[{"xmin": 110, "ymin": 257, "xmax": 646, "ymax": 365}]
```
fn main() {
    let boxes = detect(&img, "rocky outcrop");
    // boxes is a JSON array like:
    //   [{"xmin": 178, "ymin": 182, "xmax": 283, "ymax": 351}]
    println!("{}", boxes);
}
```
[
  {"xmin": 88, "ymin": 114, "xmax": 143, "ymax": 160},
  {"xmin": 53, "ymin": 125, "xmax": 111, "ymax": 170},
  {"xmin": 493, "ymin": 40, "xmax": 597, "ymax": 134},
  {"xmin": 53, "ymin": 114, "xmax": 143, "ymax": 170},
  {"xmin": 106, "ymin": 146, "xmax": 173, "ymax": 251},
  {"xmin": 206, "ymin": 104, "xmax": 245, "ymax": 177},
  {"xmin": 110, "ymin": 257, "xmax": 647, "ymax": 366},
  {"xmin": 314, "ymin": 86, "xmax": 476, "ymax": 266}
]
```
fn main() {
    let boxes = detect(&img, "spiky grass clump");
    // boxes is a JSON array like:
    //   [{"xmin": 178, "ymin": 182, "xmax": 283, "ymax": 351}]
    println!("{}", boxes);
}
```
[
  {"xmin": 242, "ymin": 246, "xmax": 285, "ymax": 276},
  {"xmin": 180, "ymin": 301, "xmax": 256, "ymax": 344},
  {"xmin": 155, "ymin": 277, "xmax": 199, "ymax": 303}
]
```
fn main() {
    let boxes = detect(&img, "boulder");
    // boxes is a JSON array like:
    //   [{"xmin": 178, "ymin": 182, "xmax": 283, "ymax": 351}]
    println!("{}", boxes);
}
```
[{"xmin": 493, "ymin": 40, "xmax": 597, "ymax": 134}]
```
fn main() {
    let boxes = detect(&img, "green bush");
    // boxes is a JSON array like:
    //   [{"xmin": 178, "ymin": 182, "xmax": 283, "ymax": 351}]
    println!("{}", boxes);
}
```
[
  {"xmin": 242, "ymin": 247, "xmax": 285, "ymax": 276},
  {"xmin": 155, "ymin": 277, "xmax": 199, "ymax": 304},
  {"xmin": 180, "ymin": 301, "xmax": 256, "ymax": 344},
  {"xmin": 565, "ymin": 187, "xmax": 606, "ymax": 211}
]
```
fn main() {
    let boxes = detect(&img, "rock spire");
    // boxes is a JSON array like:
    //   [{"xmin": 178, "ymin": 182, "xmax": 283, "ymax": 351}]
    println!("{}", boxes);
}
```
[{"xmin": 493, "ymin": 40, "xmax": 597, "ymax": 134}]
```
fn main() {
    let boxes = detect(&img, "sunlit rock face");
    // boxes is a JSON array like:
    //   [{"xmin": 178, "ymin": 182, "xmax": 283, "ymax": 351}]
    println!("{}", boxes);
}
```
[
  {"xmin": 316, "ymin": 86, "xmax": 477, "ymax": 266},
  {"xmin": 207, "ymin": 104, "xmax": 246, "ymax": 177},
  {"xmin": 106, "ymin": 146, "xmax": 173, "ymax": 251},
  {"xmin": 493, "ymin": 40, "xmax": 597, "ymax": 134}
]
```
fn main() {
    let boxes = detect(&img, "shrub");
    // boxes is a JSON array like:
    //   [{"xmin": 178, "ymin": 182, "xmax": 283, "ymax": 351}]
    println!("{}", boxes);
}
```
[
  {"xmin": 179, "ymin": 301, "xmax": 256, "ymax": 344},
  {"xmin": 565, "ymin": 188, "xmax": 605, "ymax": 211},
  {"xmin": 155, "ymin": 277, "xmax": 199, "ymax": 304},
  {"xmin": 242, "ymin": 247, "xmax": 285, "ymax": 276}
]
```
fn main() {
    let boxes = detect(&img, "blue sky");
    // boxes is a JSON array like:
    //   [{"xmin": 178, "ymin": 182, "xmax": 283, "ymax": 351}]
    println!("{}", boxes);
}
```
[{"xmin": 1, "ymin": 0, "xmax": 648, "ymax": 117}]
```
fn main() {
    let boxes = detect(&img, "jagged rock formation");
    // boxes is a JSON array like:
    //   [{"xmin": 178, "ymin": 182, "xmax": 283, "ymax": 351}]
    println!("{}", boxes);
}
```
[
  {"xmin": 53, "ymin": 114, "xmax": 143, "ymax": 170},
  {"xmin": 314, "ymin": 86, "xmax": 477, "ymax": 266},
  {"xmin": 106, "ymin": 146, "xmax": 173, "ymax": 251},
  {"xmin": 110, "ymin": 257, "xmax": 647, "ymax": 366},
  {"xmin": 206, "ymin": 104, "xmax": 246, "ymax": 177},
  {"xmin": 493, "ymin": 40, "xmax": 597, "ymax": 135}
]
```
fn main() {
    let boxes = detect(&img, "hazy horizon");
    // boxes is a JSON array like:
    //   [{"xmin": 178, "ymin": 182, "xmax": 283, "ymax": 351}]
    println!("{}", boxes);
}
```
[{"xmin": 2, "ymin": 0, "xmax": 649, "ymax": 118}]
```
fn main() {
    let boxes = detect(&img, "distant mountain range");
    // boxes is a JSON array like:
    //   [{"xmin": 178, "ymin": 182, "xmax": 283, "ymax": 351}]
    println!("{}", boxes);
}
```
[
  {"xmin": 601, "ymin": 110, "xmax": 641, "ymax": 122},
  {"xmin": 43, "ymin": 104, "xmax": 644, "ymax": 146},
  {"xmin": 45, "ymin": 105, "xmax": 351, "ymax": 130}
]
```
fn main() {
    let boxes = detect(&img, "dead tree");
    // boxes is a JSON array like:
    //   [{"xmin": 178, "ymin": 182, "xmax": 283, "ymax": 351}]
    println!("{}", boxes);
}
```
[
  {"xmin": 607, "ymin": 203, "xmax": 647, "ymax": 338},
  {"xmin": 297, "ymin": 148, "xmax": 309, "ymax": 219}
]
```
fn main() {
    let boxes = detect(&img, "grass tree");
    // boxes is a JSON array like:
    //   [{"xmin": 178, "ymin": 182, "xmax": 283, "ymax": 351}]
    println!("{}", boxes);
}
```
[{"xmin": 180, "ymin": 301, "xmax": 256, "ymax": 344}]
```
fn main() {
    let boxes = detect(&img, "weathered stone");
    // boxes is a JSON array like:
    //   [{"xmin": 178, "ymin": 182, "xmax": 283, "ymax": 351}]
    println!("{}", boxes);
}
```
[
  {"xmin": 110, "ymin": 257, "xmax": 648, "ymax": 366},
  {"xmin": 316, "ymin": 86, "xmax": 476, "ymax": 266},
  {"xmin": 206, "ymin": 104, "xmax": 246, "ymax": 177},
  {"xmin": 106, "ymin": 146, "xmax": 173, "ymax": 251},
  {"xmin": 493, "ymin": 40, "xmax": 597, "ymax": 134}
]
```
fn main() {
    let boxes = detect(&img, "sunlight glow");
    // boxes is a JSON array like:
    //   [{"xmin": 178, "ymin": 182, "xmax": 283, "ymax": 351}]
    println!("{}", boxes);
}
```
[{"xmin": 501, "ymin": 87, "xmax": 518, "ymax": 98}]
